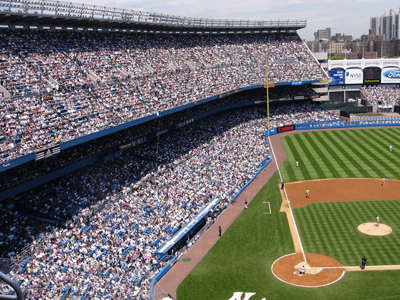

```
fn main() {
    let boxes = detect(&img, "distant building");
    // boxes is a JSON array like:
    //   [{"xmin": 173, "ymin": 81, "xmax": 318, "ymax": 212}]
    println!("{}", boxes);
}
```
[
  {"xmin": 330, "ymin": 42, "xmax": 344, "ymax": 54},
  {"xmin": 331, "ymin": 33, "xmax": 353, "ymax": 43},
  {"xmin": 308, "ymin": 29, "xmax": 384, "ymax": 59},
  {"xmin": 383, "ymin": 39, "xmax": 400, "ymax": 57},
  {"xmin": 361, "ymin": 30, "xmax": 385, "ymax": 57},
  {"xmin": 314, "ymin": 27, "xmax": 331, "ymax": 41},
  {"xmin": 309, "ymin": 12, "xmax": 400, "ymax": 59},
  {"xmin": 370, "ymin": 8, "xmax": 400, "ymax": 40}
]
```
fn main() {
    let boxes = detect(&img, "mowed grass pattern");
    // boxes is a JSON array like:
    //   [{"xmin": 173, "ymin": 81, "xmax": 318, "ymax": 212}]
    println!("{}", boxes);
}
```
[
  {"xmin": 294, "ymin": 200, "xmax": 400, "ymax": 266},
  {"xmin": 281, "ymin": 128, "xmax": 400, "ymax": 266},
  {"xmin": 280, "ymin": 128, "xmax": 400, "ymax": 182}
]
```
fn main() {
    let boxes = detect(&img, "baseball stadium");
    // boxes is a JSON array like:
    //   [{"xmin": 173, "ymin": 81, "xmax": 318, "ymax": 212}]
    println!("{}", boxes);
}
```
[{"xmin": 1, "ymin": 1, "xmax": 400, "ymax": 299}]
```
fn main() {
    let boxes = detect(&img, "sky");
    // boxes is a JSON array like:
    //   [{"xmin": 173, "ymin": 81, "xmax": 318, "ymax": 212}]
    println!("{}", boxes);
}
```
[{"xmin": 76, "ymin": 0, "xmax": 399, "ymax": 41}]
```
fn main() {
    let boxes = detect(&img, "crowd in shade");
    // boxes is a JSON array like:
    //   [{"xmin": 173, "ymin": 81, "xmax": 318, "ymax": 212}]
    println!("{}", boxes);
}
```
[
  {"xmin": 0, "ymin": 103, "xmax": 338, "ymax": 299},
  {"xmin": 0, "ymin": 86, "xmax": 318, "ymax": 192},
  {"xmin": 360, "ymin": 86, "xmax": 400, "ymax": 106},
  {"xmin": 0, "ymin": 29, "xmax": 328, "ymax": 163}
]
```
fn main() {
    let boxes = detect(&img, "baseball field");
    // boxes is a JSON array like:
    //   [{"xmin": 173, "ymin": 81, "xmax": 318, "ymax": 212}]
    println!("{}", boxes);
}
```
[{"xmin": 176, "ymin": 128, "xmax": 400, "ymax": 300}]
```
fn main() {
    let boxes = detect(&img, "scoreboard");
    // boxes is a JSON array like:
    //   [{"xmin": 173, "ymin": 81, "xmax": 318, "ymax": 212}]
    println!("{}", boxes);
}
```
[{"xmin": 363, "ymin": 68, "xmax": 381, "ymax": 84}]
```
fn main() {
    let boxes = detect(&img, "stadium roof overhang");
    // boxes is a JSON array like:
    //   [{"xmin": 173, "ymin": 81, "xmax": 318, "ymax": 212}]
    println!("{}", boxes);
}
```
[{"xmin": 0, "ymin": 12, "xmax": 306, "ymax": 32}]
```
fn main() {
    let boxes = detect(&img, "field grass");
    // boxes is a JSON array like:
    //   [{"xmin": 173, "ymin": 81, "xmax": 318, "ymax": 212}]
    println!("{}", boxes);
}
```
[
  {"xmin": 177, "ymin": 128, "xmax": 400, "ymax": 300},
  {"xmin": 280, "ymin": 128, "xmax": 400, "ymax": 182},
  {"xmin": 295, "ymin": 200, "xmax": 400, "ymax": 266}
]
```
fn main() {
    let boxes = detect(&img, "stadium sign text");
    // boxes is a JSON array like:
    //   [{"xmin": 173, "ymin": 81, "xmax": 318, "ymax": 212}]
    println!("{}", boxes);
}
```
[
  {"xmin": 35, "ymin": 145, "xmax": 61, "ymax": 161},
  {"xmin": 156, "ymin": 129, "xmax": 168, "ymax": 136},
  {"xmin": 381, "ymin": 68, "xmax": 400, "ymax": 83},
  {"xmin": 348, "ymin": 73, "xmax": 361, "ymax": 78},
  {"xmin": 176, "ymin": 118, "xmax": 194, "ymax": 129},
  {"xmin": 383, "ymin": 69, "xmax": 400, "ymax": 78},
  {"xmin": 277, "ymin": 124, "xmax": 295, "ymax": 133},
  {"xmin": 228, "ymin": 292, "xmax": 266, "ymax": 300}
]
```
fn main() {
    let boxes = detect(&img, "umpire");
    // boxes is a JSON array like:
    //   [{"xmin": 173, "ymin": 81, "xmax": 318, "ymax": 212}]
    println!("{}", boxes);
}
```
[{"xmin": 361, "ymin": 256, "xmax": 367, "ymax": 269}]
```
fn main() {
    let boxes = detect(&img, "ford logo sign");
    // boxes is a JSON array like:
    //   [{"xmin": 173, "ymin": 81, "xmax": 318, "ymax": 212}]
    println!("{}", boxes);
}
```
[{"xmin": 383, "ymin": 69, "xmax": 400, "ymax": 78}]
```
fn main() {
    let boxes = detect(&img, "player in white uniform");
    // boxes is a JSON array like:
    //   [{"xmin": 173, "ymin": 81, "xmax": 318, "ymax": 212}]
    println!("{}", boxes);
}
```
[
  {"xmin": 306, "ymin": 189, "xmax": 310, "ymax": 198},
  {"xmin": 376, "ymin": 216, "xmax": 380, "ymax": 227},
  {"xmin": 296, "ymin": 161, "xmax": 299, "ymax": 168},
  {"xmin": 382, "ymin": 178, "xmax": 386, "ymax": 186},
  {"xmin": 390, "ymin": 145, "xmax": 393, "ymax": 152},
  {"xmin": 299, "ymin": 265, "xmax": 306, "ymax": 276}
]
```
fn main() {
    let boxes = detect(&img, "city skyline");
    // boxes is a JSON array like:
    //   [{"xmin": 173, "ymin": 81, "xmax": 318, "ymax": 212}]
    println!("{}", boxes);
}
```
[{"xmin": 73, "ymin": 0, "xmax": 399, "ymax": 41}]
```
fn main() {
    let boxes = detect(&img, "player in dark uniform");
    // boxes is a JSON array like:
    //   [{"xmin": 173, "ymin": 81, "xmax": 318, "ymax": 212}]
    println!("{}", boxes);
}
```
[{"xmin": 361, "ymin": 256, "xmax": 367, "ymax": 269}]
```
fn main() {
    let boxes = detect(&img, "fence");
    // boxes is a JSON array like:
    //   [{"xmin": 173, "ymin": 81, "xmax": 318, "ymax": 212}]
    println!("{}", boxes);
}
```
[
  {"xmin": 295, "ymin": 118, "xmax": 400, "ymax": 131},
  {"xmin": 173, "ymin": 215, "xmax": 218, "ymax": 259},
  {"xmin": 150, "ymin": 256, "xmax": 178, "ymax": 300},
  {"xmin": 150, "ymin": 211, "xmax": 225, "ymax": 300},
  {"xmin": 0, "ymin": 245, "xmax": 31, "ymax": 274}
]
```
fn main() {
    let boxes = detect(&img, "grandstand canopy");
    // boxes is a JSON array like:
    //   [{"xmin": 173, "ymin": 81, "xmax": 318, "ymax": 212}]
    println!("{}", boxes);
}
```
[{"xmin": 0, "ymin": 0, "xmax": 306, "ymax": 33}]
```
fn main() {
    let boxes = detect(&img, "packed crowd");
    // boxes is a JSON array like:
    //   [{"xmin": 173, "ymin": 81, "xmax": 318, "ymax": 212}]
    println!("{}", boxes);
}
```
[
  {"xmin": 268, "ymin": 101, "xmax": 338, "ymax": 127},
  {"xmin": 0, "ymin": 29, "xmax": 327, "ymax": 163},
  {"xmin": 0, "ymin": 86, "xmax": 317, "ymax": 192},
  {"xmin": 360, "ymin": 86, "xmax": 400, "ymax": 106},
  {"xmin": 0, "ymin": 102, "xmax": 338, "ymax": 299},
  {"xmin": 350, "ymin": 114, "xmax": 400, "ymax": 125}
]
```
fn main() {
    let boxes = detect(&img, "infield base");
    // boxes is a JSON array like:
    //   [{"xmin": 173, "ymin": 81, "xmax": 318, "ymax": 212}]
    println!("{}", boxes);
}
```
[{"xmin": 272, "ymin": 253, "xmax": 345, "ymax": 287}]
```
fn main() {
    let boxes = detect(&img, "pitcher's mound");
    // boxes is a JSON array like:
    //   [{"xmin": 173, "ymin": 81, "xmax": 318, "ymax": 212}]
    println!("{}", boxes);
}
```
[
  {"xmin": 358, "ymin": 223, "xmax": 392, "ymax": 236},
  {"xmin": 272, "ymin": 253, "xmax": 345, "ymax": 287}
]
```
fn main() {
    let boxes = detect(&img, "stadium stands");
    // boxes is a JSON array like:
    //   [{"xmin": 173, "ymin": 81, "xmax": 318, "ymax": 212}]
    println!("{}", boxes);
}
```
[
  {"xmin": 360, "ymin": 86, "xmax": 400, "ymax": 107},
  {"xmin": 0, "ymin": 29, "xmax": 327, "ymax": 164}
]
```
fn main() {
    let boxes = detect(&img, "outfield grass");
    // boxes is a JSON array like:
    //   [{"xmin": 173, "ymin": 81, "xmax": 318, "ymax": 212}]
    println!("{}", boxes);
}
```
[
  {"xmin": 177, "ymin": 128, "xmax": 400, "ymax": 300},
  {"xmin": 280, "ymin": 128, "xmax": 400, "ymax": 182}
]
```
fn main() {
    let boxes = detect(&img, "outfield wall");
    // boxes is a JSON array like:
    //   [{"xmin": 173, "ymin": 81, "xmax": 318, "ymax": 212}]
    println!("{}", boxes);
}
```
[
  {"xmin": 264, "ymin": 120, "xmax": 400, "ymax": 138},
  {"xmin": 295, "ymin": 120, "xmax": 400, "ymax": 131}
]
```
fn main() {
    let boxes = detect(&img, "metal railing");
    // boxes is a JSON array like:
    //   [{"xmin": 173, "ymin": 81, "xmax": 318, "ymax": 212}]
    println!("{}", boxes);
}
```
[
  {"xmin": 0, "ymin": 245, "xmax": 31, "ymax": 274},
  {"xmin": 0, "ymin": 272, "xmax": 24, "ymax": 300}
]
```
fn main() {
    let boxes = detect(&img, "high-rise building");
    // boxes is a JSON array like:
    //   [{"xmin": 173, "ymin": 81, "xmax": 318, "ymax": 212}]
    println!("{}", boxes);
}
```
[
  {"xmin": 370, "ymin": 8, "xmax": 400, "ymax": 40},
  {"xmin": 314, "ymin": 28, "xmax": 331, "ymax": 41},
  {"xmin": 370, "ymin": 18, "xmax": 380, "ymax": 35}
]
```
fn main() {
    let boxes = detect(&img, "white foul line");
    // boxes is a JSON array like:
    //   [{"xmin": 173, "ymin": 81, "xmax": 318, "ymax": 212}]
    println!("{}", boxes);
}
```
[{"xmin": 268, "ymin": 134, "xmax": 307, "ymax": 264}]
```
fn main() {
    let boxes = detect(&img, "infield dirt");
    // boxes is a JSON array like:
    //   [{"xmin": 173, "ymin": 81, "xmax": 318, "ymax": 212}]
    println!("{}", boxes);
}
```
[
  {"xmin": 284, "ymin": 178, "xmax": 400, "ymax": 209},
  {"xmin": 272, "ymin": 253, "xmax": 344, "ymax": 287}
]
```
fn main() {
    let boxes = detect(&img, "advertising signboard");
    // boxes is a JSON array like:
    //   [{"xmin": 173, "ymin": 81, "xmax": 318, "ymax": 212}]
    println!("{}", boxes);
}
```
[
  {"xmin": 277, "ymin": 124, "xmax": 295, "ymax": 133},
  {"xmin": 35, "ymin": 145, "xmax": 61, "ymax": 161},
  {"xmin": 330, "ymin": 69, "xmax": 345, "ymax": 85},
  {"xmin": 381, "ymin": 68, "xmax": 400, "ymax": 83},
  {"xmin": 363, "ymin": 67, "xmax": 381, "ymax": 84},
  {"xmin": 345, "ymin": 69, "xmax": 363, "ymax": 84}
]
